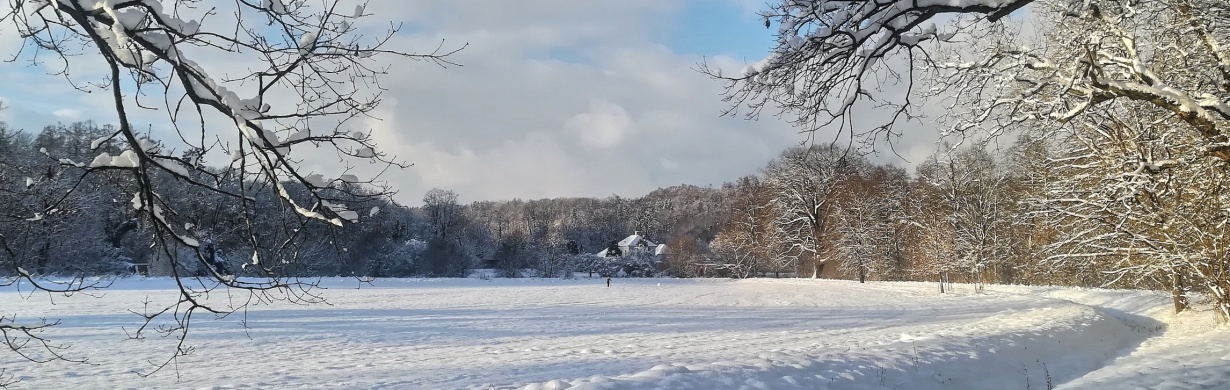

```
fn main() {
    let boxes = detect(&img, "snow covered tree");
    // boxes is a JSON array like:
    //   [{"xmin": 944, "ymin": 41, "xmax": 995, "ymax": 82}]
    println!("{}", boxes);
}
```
[
  {"xmin": 833, "ymin": 166, "xmax": 910, "ymax": 282},
  {"xmin": 925, "ymin": 1, "xmax": 1230, "ymax": 153},
  {"xmin": 491, "ymin": 229, "xmax": 530, "ymax": 278},
  {"xmin": 915, "ymin": 145, "xmax": 1015, "ymax": 292},
  {"xmin": 531, "ymin": 244, "xmax": 573, "ymax": 279},
  {"xmin": 700, "ymin": 0, "xmax": 1229, "ymax": 147},
  {"xmin": 763, "ymin": 145, "xmax": 864, "ymax": 278},
  {"xmin": 700, "ymin": 0, "xmax": 1031, "ymax": 146},
  {"xmin": 928, "ymin": 0, "xmax": 1229, "ymax": 319},
  {"xmin": 707, "ymin": 0, "xmax": 1228, "ymax": 286},
  {"xmin": 1, "ymin": 0, "xmax": 461, "ymax": 374},
  {"xmin": 1001, "ymin": 133, "xmax": 1065, "ymax": 286},
  {"xmin": 709, "ymin": 233, "xmax": 758, "ymax": 279},
  {"xmin": 1041, "ymin": 105, "xmax": 1230, "ymax": 319},
  {"xmin": 902, "ymin": 178, "xmax": 961, "ymax": 293}
]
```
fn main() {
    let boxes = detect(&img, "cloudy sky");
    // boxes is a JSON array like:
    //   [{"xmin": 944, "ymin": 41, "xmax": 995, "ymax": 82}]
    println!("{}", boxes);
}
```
[{"xmin": 0, "ymin": 0, "xmax": 939, "ymax": 206}]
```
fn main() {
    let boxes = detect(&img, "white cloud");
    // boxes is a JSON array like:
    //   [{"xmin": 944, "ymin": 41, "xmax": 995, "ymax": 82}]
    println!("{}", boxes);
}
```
[
  {"xmin": 326, "ymin": 1, "xmax": 812, "ymax": 205},
  {"xmin": 565, "ymin": 101, "xmax": 633, "ymax": 149},
  {"xmin": 52, "ymin": 108, "xmax": 82, "ymax": 120}
]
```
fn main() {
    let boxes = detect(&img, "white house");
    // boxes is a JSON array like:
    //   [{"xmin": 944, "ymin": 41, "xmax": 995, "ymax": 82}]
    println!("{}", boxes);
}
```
[{"xmin": 595, "ymin": 231, "xmax": 669, "ymax": 259}]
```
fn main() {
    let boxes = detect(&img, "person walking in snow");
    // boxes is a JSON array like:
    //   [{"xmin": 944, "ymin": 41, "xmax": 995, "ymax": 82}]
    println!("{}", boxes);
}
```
[{"xmin": 606, "ymin": 276, "xmax": 611, "ymax": 287}]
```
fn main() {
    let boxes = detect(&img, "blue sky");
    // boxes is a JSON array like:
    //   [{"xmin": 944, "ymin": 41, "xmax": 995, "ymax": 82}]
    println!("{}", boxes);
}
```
[{"xmin": 669, "ymin": 0, "xmax": 773, "ymax": 59}]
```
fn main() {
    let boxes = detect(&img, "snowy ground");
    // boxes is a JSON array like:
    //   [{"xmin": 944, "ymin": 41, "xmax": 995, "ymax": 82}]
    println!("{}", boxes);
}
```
[{"xmin": 1, "ymin": 277, "xmax": 1227, "ymax": 389}]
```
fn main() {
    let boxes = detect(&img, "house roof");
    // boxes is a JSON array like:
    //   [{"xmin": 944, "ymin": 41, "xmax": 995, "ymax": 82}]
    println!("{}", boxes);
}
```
[
  {"xmin": 654, "ymin": 244, "xmax": 670, "ymax": 255},
  {"xmin": 618, "ymin": 234, "xmax": 656, "ymax": 248}
]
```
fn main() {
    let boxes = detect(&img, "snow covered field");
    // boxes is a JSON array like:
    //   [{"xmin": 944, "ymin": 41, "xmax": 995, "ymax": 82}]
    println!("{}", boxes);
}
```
[{"xmin": 2, "ymin": 277, "xmax": 1227, "ymax": 389}]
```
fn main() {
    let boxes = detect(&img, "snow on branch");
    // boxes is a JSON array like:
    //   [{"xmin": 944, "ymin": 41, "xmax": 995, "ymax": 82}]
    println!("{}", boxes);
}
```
[
  {"xmin": 0, "ymin": 0, "xmax": 464, "ymax": 373},
  {"xmin": 699, "ymin": 0, "xmax": 1032, "ymax": 147},
  {"xmin": 7, "ymin": 0, "xmax": 463, "ymax": 227}
]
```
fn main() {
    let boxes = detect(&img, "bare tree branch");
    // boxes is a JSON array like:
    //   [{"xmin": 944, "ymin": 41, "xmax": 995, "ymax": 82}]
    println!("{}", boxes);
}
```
[{"xmin": 0, "ymin": 0, "xmax": 463, "ymax": 377}]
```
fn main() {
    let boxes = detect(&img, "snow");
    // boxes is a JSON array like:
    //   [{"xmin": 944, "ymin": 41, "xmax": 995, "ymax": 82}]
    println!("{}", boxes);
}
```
[
  {"xmin": 152, "ymin": 158, "xmax": 189, "ymax": 177},
  {"xmin": 740, "ymin": 53, "xmax": 778, "ymax": 77},
  {"xmin": 1, "ymin": 278, "xmax": 1226, "ymax": 389},
  {"xmin": 89, "ymin": 150, "xmax": 140, "ymax": 168},
  {"xmin": 264, "ymin": 0, "xmax": 286, "ymax": 14},
  {"xmin": 299, "ymin": 31, "xmax": 317, "ymax": 54},
  {"xmin": 337, "ymin": 210, "xmax": 359, "ymax": 222},
  {"xmin": 275, "ymin": 181, "xmax": 344, "ymax": 226},
  {"xmin": 238, "ymin": 119, "xmax": 280, "ymax": 147},
  {"xmin": 616, "ymin": 234, "xmax": 654, "ymax": 248},
  {"xmin": 89, "ymin": 153, "xmax": 112, "ymax": 168},
  {"xmin": 90, "ymin": 134, "xmax": 112, "ymax": 150},
  {"xmin": 286, "ymin": 128, "xmax": 310, "ymax": 143},
  {"xmin": 354, "ymin": 146, "xmax": 375, "ymax": 158}
]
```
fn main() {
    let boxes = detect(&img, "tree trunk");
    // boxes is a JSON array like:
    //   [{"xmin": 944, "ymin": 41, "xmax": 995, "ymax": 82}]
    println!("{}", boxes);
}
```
[
  {"xmin": 1172, "ymin": 271, "xmax": 1188, "ymax": 314},
  {"xmin": 1217, "ymin": 276, "xmax": 1230, "ymax": 323}
]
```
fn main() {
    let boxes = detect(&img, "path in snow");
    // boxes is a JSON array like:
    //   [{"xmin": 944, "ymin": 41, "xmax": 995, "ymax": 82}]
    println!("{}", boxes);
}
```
[{"xmin": 0, "ymin": 278, "xmax": 1222, "ymax": 389}]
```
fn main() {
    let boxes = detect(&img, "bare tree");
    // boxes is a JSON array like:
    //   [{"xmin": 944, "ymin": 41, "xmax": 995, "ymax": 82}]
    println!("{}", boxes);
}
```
[
  {"xmin": 1001, "ymin": 133, "xmax": 1062, "ymax": 286},
  {"xmin": 661, "ymin": 236, "xmax": 706, "ymax": 278},
  {"xmin": 915, "ymin": 145, "xmax": 1014, "ymax": 293},
  {"xmin": 713, "ymin": 176, "xmax": 777, "ymax": 278},
  {"xmin": 697, "ymin": 0, "xmax": 1229, "ymax": 147},
  {"xmin": 1, "ymin": 0, "xmax": 461, "ymax": 379},
  {"xmin": 902, "ymin": 177, "xmax": 961, "ymax": 293},
  {"xmin": 834, "ymin": 166, "xmax": 910, "ymax": 282},
  {"xmin": 424, "ymin": 188, "xmax": 462, "ymax": 239},
  {"xmin": 698, "ymin": 0, "xmax": 1031, "ymax": 146},
  {"xmin": 763, "ymin": 145, "xmax": 862, "ymax": 278}
]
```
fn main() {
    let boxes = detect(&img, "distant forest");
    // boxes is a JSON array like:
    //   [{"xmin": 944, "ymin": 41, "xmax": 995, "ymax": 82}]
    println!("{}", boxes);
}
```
[{"xmin": 0, "ymin": 120, "xmax": 1198, "ymax": 295}]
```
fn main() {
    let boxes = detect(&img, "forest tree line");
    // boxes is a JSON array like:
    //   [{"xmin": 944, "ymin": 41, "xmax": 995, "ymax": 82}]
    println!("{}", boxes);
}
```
[{"xmin": 2, "ymin": 120, "xmax": 1225, "ymax": 319}]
